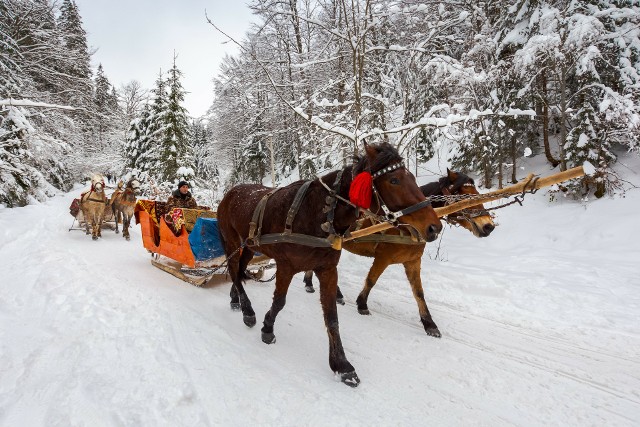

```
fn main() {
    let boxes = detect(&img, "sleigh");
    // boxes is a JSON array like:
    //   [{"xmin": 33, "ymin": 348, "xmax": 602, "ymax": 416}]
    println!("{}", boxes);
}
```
[
  {"xmin": 134, "ymin": 200, "xmax": 273, "ymax": 286},
  {"xmin": 68, "ymin": 197, "xmax": 116, "ymax": 232}
]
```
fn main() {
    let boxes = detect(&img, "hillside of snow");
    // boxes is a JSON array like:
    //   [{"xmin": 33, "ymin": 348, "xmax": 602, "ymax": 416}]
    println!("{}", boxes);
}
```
[{"xmin": 0, "ymin": 153, "xmax": 639, "ymax": 426}]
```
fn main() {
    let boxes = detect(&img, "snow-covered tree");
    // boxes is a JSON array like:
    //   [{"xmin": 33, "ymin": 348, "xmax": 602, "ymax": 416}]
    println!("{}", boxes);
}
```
[{"xmin": 161, "ymin": 55, "xmax": 192, "ymax": 183}]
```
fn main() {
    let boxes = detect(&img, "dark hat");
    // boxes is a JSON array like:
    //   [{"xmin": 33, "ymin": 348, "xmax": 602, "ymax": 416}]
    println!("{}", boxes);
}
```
[{"xmin": 178, "ymin": 180, "xmax": 190, "ymax": 189}]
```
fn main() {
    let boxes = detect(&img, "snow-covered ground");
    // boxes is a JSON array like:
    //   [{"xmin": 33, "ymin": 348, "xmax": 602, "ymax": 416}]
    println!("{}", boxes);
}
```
[{"xmin": 1, "ymin": 156, "xmax": 639, "ymax": 426}]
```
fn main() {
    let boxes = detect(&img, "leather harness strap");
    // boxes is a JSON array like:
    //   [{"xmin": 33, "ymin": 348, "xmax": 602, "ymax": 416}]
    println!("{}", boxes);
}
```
[
  {"xmin": 248, "ymin": 178, "xmax": 340, "ymax": 249},
  {"xmin": 285, "ymin": 180, "xmax": 312, "ymax": 234},
  {"xmin": 248, "ymin": 187, "xmax": 280, "ymax": 244},
  {"xmin": 82, "ymin": 189, "xmax": 107, "ymax": 204}
]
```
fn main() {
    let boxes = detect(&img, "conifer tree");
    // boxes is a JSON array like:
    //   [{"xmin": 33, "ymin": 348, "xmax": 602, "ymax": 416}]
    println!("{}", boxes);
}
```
[
  {"xmin": 57, "ymin": 0, "xmax": 92, "ymax": 107},
  {"xmin": 161, "ymin": 54, "xmax": 192, "ymax": 182}
]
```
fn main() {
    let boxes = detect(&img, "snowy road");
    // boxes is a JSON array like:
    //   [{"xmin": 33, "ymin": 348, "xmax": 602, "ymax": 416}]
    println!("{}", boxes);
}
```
[{"xmin": 0, "ymin": 185, "xmax": 638, "ymax": 426}]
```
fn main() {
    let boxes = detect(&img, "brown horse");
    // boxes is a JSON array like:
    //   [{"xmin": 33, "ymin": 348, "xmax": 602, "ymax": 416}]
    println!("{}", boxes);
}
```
[
  {"xmin": 110, "ymin": 178, "xmax": 141, "ymax": 240},
  {"xmin": 217, "ymin": 142, "xmax": 442, "ymax": 387},
  {"xmin": 80, "ymin": 174, "xmax": 107, "ymax": 240},
  {"xmin": 303, "ymin": 169, "xmax": 495, "ymax": 337}
]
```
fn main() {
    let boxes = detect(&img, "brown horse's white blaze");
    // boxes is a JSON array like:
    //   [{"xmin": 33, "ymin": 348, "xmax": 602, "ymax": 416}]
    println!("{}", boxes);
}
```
[{"xmin": 216, "ymin": 142, "xmax": 441, "ymax": 387}]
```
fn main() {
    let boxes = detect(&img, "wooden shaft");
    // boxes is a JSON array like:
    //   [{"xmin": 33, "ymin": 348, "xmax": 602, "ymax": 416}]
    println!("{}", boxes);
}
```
[
  {"xmin": 344, "ymin": 221, "xmax": 394, "ymax": 242},
  {"xmin": 433, "ymin": 166, "xmax": 585, "ymax": 217},
  {"xmin": 331, "ymin": 166, "xmax": 585, "ymax": 248}
]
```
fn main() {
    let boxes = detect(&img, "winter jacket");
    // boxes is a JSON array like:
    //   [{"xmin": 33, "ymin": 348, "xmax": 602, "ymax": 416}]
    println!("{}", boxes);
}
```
[{"xmin": 166, "ymin": 189, "xmax": 198, "ymax": 209}]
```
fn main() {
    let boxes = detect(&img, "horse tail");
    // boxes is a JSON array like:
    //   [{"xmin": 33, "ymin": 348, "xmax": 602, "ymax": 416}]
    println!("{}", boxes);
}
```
[
  {"xmin": 217, "ymin": 225, "xmax": 227, "ymax": 255},
  {"xmin": 217, "ymin": 222, "xmax": 249, "ymax": 281}
]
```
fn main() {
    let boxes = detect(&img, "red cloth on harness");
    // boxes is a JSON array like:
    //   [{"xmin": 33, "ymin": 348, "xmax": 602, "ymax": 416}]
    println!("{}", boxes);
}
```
[{"xmin": 349, "ymin": 171, "xmax": 373, "ymax": 209}]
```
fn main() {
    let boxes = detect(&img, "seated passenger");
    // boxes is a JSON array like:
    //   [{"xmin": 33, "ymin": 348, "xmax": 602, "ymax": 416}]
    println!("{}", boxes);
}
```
[{"xmin": 167, "ymin": 181, "xmax": 198, "ymax": 209}]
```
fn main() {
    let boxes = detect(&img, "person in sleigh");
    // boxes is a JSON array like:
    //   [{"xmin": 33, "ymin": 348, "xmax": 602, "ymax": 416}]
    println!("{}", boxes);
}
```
[{"xmin": 166, "ymin": 181, "xmax": 198, "ymax": 209}]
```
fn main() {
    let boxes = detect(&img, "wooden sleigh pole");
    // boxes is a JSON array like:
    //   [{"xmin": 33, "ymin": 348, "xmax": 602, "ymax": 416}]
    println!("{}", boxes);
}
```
[
  {"xmin": 433, "ymin": 165, "xmax": 585, "ymax": 217},
  {"xmin": 332, "ymin": 166, "xmax": 586, "ymax": 249}
]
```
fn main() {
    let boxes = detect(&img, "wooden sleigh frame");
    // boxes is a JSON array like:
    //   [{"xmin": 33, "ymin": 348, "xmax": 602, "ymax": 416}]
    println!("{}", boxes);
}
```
[{"xmin": 136, "ymin": 202, "xmax": 273, "ymax": 286}]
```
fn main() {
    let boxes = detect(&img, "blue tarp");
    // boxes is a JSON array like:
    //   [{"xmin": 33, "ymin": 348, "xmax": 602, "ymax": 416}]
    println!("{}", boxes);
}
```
[{"xmin": 188, "ymin": 218, "xmax": 226, "ymax": 261}]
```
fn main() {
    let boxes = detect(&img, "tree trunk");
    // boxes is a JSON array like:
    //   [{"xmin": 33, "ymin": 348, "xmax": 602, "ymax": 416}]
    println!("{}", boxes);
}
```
[
  {"xmin": 497, "ymin": 142, "xmax": 503, "ymax": 189},
  {"xmin": 540, "ymin": 69, "xmax": 559, "ymax": 167},
  {"xmin": 558, "ymin": 67, "xmax": 568, "ymax": 171},
  {"xmin": 510, "ymin": 132, "xmax": 517, "ymax": 183}
]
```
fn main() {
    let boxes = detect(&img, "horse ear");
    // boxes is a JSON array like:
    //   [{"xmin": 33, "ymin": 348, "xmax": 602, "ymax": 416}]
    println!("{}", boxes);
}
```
[
  {"xmin": 447, "ymin": 168, "xmax": 457, "ymax": 181},
  {"xmin": 363, "ymin": 140, "xmax": 377, "ymax": 161}
]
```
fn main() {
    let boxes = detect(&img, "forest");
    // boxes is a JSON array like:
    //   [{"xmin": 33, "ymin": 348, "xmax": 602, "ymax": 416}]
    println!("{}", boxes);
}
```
[{"xmin": 1, "ymin": 0, "xmax": 639, "ymax": 208}]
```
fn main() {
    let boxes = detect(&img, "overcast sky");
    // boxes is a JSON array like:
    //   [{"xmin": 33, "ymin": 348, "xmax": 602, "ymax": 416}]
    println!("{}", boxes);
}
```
[{"xmin": 75, "ymin": 0, "xmax": 255, "ymax": 117}]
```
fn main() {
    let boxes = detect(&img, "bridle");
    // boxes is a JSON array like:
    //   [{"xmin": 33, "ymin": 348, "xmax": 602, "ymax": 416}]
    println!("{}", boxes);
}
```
[
  {"xmin": 370, "ymin": 162, "xmax": 433, "ymax": 225},
  {"xmin": 440, "ymin": 179, "xmax": 491, "ymax": 223}
]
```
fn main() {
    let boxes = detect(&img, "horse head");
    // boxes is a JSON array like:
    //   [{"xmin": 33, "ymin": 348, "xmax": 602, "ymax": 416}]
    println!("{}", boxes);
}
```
[
  {"xmin": 127, "ymin": 178, "xmax": 141, "ymax": 196},
  {"xmin": 440, "ymin": 169, "xmax": 495, "ymax": 238},
  {"xmin": 358, "ymin": 142, "xmax": 442, "ymax": 243},
  {"xmin": 91, "ymin": 174, "xmax": 105, "ymax": 194}
]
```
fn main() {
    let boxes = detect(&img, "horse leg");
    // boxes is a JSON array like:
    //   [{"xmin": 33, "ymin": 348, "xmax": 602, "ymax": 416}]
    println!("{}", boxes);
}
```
[
  {"xmin": 304, "ymin": 270, "xmax": 344, "ymax": 304},
  {"xmin": 123, "ymin": 214, "xmax": 130, "ymax": 240},
  {"xmin": 356, "ymin": 257, "xmax": 392, "ymax": 315},
  {"xmin": 224, "ymin": 238, "xmax": 243, "ymax": 310},
  {"xmin": 97, "ymin": 215, "xmax": 103, "ymax": 238},
  {"xmin": 113, "ymin": 206, "xmax": 119, "ymax": 233},
  {"xmin": 403, "ymin": 258, "xmax": 441, "ymax": 338},
  {"xmin": 261, "ymin": 266, "xmax": 294, "ymax": 344},
  {"xmin": 303, "ymin": 270, "xmax": 315, "ymax": 293},
  {"xmin": 315, "ymin": 266, "xmax": 360, "ymax": 387},
  {"xmin": 91, "ymin": 217, "xmax": 98, "ymax": 240},
  {"xmin": 82, "ymin": 210, "xmax": 90, "ymax": 235},
  {"xmin": 336, "ymin": 286, "xmax": 345, "ymax": 306},
  {"xmin": 229, "ymin": 285, "xmax": 240, "ymax": 311},
  {"xmin": 231, "ymin": 247, "xmax": 257, "ymax": 327}
]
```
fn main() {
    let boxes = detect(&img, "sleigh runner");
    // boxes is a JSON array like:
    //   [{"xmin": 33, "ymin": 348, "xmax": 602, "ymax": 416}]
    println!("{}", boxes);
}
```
[{"xmin": 134, "ymin": 200, "xmax": 273, "ymax": 286}]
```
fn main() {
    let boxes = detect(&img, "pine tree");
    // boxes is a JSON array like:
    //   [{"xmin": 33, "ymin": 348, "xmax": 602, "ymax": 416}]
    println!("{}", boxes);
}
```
[
  {"xmin": 124, "ymin": 105, "xmax": 153, "ymax": 171},
  {"xmin": 161, "ymin": 54, "xmax": 192, "ymax": 182},
  {"xmin": 142, "ymin": 69, "xmax": 168, "ymax": 178},
  {"xmin": 57, "ymin": 0, "xmax": 92, "ymax": 106}
]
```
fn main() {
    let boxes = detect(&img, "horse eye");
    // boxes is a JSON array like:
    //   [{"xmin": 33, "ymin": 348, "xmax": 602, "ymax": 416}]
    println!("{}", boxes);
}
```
[{"xmin": 390, "ymin": 177, "xmax": 400, "ymax": 185}]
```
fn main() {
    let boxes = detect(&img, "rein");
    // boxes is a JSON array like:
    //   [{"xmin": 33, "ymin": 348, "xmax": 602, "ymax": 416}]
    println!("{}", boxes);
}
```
[
  {"xmin": 84, "ymin": 188, "xmax": 107, "ymax": 204},
  {"xmin": 371, "ymin": 162, "xmax": 433, "ymax": 225}
]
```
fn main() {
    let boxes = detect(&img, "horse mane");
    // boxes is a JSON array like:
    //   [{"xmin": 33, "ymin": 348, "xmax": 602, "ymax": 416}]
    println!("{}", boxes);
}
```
[
  {"xmin": 438, "ymin": 171, "xmax": 472, "ymax": 193},
  {"xmin": 353, "ymin": 142, "xmax": 403, "ymax": 175},
  {"xmin": 420, "ymin": 170, "xmax": 471, "ymax": 196}
]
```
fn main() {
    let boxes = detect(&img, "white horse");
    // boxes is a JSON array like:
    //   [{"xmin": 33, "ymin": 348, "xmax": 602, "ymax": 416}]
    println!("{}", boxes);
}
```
[{"xmin": 80, "ymin": 174, "xmax": 107, "ymax": 240}]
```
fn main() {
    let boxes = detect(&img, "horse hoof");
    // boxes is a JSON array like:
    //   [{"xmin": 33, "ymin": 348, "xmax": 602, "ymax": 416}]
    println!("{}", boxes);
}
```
[
  {"xmin": 340, "ymin": 371, "xmax": 360, "ymax": 387},
  {"xmin": 230, "ymin": 302, "xmax": 241, "ymax": 311},
  {"xmin": 425, "ymin": 328, "xmax": 442, "ymax": 338},
  {"xmin": 337, "ymin": 297, "xmax": 345, "ymax": 306},
  {"xmin": 304, "ymin": 285, "xmax": 315, "ymax": 293},
  {"xmin": 243, "ymin": 315, "xmax": 256, "ymax": 327},
  {"xmin": 358, "ymin": 308, "xmax": 370, "ymax": 315},
  {"xmin": 262, "ymin": 332, "xmax": 276, "ymax": 344},
  {"xmin": 115, "ymin": 230, "xmax": 119, "ymax": 234},
  {"xmin": 92, "ymin": 236, "xmax": 98, "ymax": 241},
  {"xmin": 125, "ymin": 236, "xmax": 130, "ymax": 241}
]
